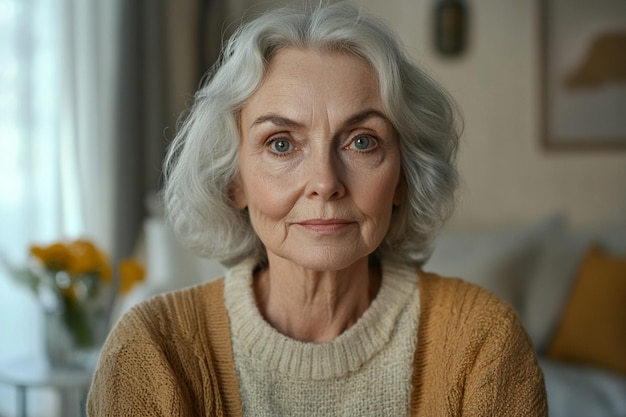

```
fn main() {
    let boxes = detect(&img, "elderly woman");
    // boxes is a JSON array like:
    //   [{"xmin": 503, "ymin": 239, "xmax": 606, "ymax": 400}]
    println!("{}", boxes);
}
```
[{"xmin": 88, "ymin": 2, "xmax": 547, "ymax": 416}]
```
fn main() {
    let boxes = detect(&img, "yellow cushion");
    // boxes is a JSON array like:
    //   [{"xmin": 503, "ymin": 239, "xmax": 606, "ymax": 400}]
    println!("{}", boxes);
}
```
[{"xmin": 547, "ymin": 245, "xmax": 626, "ymax": 375}]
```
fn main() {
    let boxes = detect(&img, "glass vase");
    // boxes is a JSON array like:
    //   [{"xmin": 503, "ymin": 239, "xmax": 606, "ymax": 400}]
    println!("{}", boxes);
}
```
[{"xmin": 43, "ymin": 303, "xmax": 108, "ymax": 371}]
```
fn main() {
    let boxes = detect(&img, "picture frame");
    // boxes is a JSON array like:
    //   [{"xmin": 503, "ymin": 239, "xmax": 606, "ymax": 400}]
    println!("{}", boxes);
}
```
[{"xmin": 540, "ymin": 0, "xmax": 626, "ymax": 150}]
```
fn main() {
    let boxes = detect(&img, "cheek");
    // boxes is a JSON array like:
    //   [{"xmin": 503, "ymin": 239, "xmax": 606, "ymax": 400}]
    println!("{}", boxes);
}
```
[
  {"xmin": 363, "ymin": 193, "xmax": 395, "ymax": 229},
  {"xmin": 353, "ymin": 167, "xmax": 402, "ymax": 217},
  {"xmin": 243, "ymin": 175, "xmax": 296, "ymax": 222}
]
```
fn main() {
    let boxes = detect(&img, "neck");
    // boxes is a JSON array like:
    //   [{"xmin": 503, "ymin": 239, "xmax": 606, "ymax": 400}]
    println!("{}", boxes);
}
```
[{"xmin": 254, "ymin": 255, "xmax": 381, "ymax": 343}]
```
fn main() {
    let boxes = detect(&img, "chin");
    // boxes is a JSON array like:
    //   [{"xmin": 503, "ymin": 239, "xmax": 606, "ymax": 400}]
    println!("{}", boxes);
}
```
[{"xmin": 274, "ymin": 246, "xmax": 372, "ymax": 272}]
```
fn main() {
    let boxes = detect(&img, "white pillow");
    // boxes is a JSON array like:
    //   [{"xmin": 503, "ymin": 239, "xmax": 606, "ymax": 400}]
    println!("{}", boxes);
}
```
[
  {"xmin": 521, "ymin": 231, "xmax": 587, "ymax": 352},
  {"xmin": 540, "ymin": 357, "xmax": 626, "ymax": 417},
  {"xmin": 424, "ymin": 214, "xmax": 564, "ymax": 312}
]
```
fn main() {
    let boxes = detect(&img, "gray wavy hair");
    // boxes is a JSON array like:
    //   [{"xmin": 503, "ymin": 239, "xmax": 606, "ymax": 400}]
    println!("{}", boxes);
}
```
[{"xmin": 163, "ymin": 1, "xmax": 460, "ymax": 268}]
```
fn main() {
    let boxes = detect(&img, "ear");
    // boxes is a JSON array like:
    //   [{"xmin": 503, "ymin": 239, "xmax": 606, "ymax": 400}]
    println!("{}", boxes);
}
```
[
  {"xmin": 393, "ymin": 174, "xmax": 406, "ymax": 207},
  {"xmin": 230, "ymin": 174, "xmax": 248, "ymax": 209}
]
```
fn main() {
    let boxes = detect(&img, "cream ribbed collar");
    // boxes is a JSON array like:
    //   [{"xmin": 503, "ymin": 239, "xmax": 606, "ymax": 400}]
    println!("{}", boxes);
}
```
[{"xmin": 224, "ymin": 257, "xmax": 418, "ymax": 380}]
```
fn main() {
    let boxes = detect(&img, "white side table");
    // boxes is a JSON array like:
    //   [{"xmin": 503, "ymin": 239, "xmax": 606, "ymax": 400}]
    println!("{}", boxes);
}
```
[{"xmin": 0, "ymin": 358, "xmax": 93, "ymax": 417}]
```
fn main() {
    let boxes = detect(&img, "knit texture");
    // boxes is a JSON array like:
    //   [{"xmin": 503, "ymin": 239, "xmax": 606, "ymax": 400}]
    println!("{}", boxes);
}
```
[
  {"xmin": 224, "ymin": 258, "xmax": 420, "ymax": 416},
  {"xmin": 87, "ymin": 266, "xmax": 548, "ymax": 416},
  {"xmin": 410, "ymin": 272, "xmax": 548, "ymax": 416}
]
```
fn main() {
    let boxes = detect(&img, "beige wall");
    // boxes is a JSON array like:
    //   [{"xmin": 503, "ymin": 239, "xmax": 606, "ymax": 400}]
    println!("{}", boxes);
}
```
[{"xmin": 354, "ymin": 0, "xmax": 626, "ymax": 229}]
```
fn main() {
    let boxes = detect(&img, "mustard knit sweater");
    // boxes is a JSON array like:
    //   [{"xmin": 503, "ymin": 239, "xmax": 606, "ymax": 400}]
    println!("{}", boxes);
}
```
[{"xmin": 87, "ymin": 266, "xmax": 547, "ymax": 416}]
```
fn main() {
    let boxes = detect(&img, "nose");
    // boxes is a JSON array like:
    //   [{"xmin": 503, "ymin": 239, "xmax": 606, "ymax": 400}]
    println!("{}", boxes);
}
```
[{"xmin": 304, "ymin": 149, "xmax": 346, "ymax": 200}]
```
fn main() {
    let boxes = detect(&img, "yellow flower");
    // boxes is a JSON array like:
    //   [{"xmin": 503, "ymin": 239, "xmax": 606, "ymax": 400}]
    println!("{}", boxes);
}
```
[
  {"xmin": 67, "ymin": 239, "xmax": 102, "ymax": 276},
  {"xmin": 30, "ymin": 243, "xmax": 70, "ymax": 271},
  {"xmin": 99, "ymin": 259, "xmax": 113, "ymax": 283},
  {"xmin": 118, "ymin": 260, "xmax": 145, "ymax": 294}
]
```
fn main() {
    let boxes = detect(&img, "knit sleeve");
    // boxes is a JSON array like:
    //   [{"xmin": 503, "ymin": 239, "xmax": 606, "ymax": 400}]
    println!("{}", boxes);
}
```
[
  {"xmin": 87, "ymin": 303, "xmax": 196, "ymax": 417},
  {"xmin": 461, "ymin": 295, "xmax": 548, "ymax": 416},
  {"xmin": 411, "ymin": 272, "xmax": 548, "ymax": 417}
]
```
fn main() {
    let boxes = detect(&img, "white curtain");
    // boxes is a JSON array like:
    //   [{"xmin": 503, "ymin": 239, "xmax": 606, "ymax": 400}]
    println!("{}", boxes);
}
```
[{"xmin": 0, "ymin": 0, "xmax": 120, "ymax": 415}]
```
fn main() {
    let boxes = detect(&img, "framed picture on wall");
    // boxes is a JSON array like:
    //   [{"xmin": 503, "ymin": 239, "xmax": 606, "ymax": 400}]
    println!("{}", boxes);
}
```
[{"xmin": 540, "ymin": 0, "xmax": 626, "ymax": 150}]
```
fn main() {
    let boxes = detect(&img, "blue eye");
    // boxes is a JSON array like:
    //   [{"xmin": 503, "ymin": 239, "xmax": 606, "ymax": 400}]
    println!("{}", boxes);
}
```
[
  {"xmin": 270, "ymin": 139, "xmax": 291, "ymax": 153},
  {"xmin": 352, "ymin": 135, "xmax": 375, "ymax": 150}
]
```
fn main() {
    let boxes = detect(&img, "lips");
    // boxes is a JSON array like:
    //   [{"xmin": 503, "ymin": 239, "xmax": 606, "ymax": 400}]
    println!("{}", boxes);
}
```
[{"xmin": 295, "ymin": 219, "xmax": 355, "ymax": 234}]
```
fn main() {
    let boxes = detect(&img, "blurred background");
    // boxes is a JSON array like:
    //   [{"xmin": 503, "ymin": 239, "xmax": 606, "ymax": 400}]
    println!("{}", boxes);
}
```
[{"xmin": 0, "ymin": 0, "xmax": 624, "ymax": 416}]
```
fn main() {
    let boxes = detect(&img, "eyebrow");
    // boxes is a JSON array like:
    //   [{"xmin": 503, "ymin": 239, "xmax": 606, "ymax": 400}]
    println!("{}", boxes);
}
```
[
  {"xmin": 249, "ymin": 108, "xmax": 391, "ymax": 131},
  {"xmin": 344, "ymin": 109, "xmax": 390, "ymax": 127},
  {"xmin": 250, "ymin": 114, "xmax": 305, "ymax": 130}
]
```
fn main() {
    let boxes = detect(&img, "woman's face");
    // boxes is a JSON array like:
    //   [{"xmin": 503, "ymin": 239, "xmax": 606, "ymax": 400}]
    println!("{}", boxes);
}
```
[{"xmin": 235, "ymin": 47, "xmax": 404, "ymax": 271}]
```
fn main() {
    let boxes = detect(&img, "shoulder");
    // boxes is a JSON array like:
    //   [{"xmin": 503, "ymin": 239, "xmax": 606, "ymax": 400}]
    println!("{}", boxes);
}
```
[
  {"xmin": 417, "ymin": 270, "xmax": 517, "ymax": 326},
  {"xmin": 88, "ymin": 278, "xmax": 231, "ymax": 415},
  {"xmin": 415, "ymin": 270, "xmax": 530, "ymax": 357},
  {"xmin": 415, "ymin": 270, "xmax": 541, "ymax": 381},
  {"xmin": 412, "ymin": 271, "xmax": 547, "ymax": 414},
  {"xmin": 104, "ymin": 279, "xmax": 224, "ymax": 349}
]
